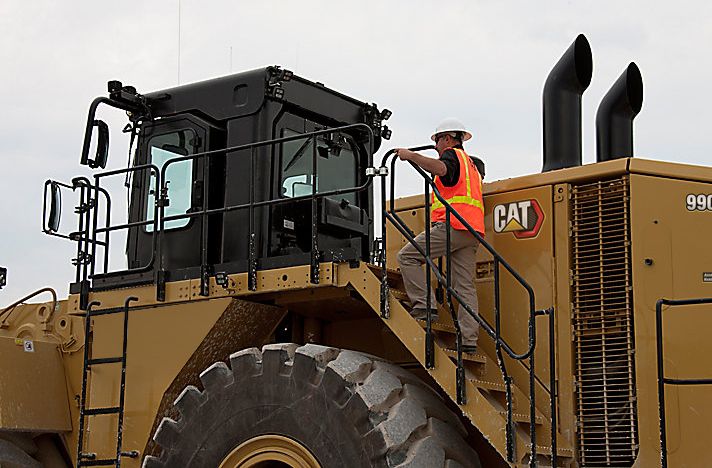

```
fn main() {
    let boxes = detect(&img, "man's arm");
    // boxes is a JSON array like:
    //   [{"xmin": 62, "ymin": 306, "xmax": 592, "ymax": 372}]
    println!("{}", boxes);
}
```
[{"xmin": 395, "ymin": 149, "xmax": 447, "ymax": 176}]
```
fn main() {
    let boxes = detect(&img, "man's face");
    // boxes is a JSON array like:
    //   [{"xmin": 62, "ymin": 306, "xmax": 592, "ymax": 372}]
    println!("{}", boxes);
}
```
[{"xmin": 434, "ymin": 133, "xmax": 454, "ymax": 154}]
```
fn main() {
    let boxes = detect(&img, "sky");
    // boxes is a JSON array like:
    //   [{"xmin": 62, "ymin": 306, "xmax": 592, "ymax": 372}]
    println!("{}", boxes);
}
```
[{"xmin": 1, "ymin": 0, "xmax": 711, "ymax": 305}]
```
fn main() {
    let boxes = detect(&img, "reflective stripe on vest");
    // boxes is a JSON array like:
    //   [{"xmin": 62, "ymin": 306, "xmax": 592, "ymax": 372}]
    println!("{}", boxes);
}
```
[
  {"xmin": 431, "ymin": 149, "xmax": 483, "ymax": 212},
  {"xmin": 431, "ymin": 196, "xmax": 483, "ymax": 212}
]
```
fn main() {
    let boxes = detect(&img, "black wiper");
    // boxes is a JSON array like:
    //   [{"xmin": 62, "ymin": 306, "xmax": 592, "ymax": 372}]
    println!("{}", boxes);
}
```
[{"xmin": 284, "ymin": 139, "xmax": 312, "ymax": 172}]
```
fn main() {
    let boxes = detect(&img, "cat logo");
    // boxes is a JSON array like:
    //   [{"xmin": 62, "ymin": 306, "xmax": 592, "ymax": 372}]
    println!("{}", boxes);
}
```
[{"xmin": 492, "ymin": 199, "xmax": 544, "ymax": 239}]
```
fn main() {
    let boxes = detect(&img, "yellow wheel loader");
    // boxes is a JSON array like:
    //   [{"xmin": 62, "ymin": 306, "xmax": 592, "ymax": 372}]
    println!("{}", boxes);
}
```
[{"xmin": 2, "ymin": 34, "xmax": 711, "ymax": 467}]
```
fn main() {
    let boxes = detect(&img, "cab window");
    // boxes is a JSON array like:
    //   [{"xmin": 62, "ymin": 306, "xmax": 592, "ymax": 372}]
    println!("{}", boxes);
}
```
[
  {"xmin": 280, "ymin": 129, "xmax": 357, "ymax": 204},
  {"xmin": 145, "ymin": 130, "xmax": 195, "ymax": 231}
]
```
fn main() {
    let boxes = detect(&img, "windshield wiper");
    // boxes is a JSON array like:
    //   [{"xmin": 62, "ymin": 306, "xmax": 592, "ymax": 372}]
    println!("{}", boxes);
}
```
[{"xmin": 284, "ymin": 139, "xmax": 312, "ymax": 172}]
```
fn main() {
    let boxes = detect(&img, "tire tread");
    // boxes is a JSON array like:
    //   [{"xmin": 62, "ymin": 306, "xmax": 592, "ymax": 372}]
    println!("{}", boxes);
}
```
[{"xmin": 145, "ymin": 343, "xmax": 481, "ymax": 468}]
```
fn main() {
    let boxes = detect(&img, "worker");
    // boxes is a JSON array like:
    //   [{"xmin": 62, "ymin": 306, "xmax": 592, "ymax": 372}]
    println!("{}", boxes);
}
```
[{"xmin": 395, "ymin": 119, "xmax": 484, "ymax": 354}]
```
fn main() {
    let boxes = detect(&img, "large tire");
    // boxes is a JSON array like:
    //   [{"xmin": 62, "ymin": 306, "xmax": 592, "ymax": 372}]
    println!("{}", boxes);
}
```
[
  {"xmin": 0, "ymin": 436, "xmax": 41, "ymax": 468},
  {"xmin": 143, "ymin": 343, "xmax": 481, "ymax": 468},
  {"xmin": 0, "ymin": 432, "xmax": 68, "ymax": 468}
]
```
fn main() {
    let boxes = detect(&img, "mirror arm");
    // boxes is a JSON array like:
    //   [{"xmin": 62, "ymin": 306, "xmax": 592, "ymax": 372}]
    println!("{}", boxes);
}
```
[{"xmin": 80, "ymin": 96, "xmax": 144, "ymax": 167}]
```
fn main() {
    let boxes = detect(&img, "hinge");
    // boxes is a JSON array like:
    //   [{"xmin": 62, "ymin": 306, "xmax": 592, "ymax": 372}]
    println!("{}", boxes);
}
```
[
  {"xmin": 72, "ymin": 252, "xmax": 93, "ymax": 266},
  {"xmin": 554, "ymin": 184, "xmax": 566, "ymax": 202},
  {"xmin": 75, "ymin": 198, "xmax": 96, "ymax": 214},
  {"xmin": 78, "ymin": 280, "xmax": 90, "ymax": 311},
  {"xmin": 200, "ymin": 264, "xmax": 211, "ymax": 296},
  {"xmin": 156, "ymin": 183, "xmax": 170, "ymax": 208},
  {"xmin": 365, "ymin": 166, "xmax": 389, "ymax": 177},
  {"xmin": 156, "ymin": 269, "xmax": 168, "ymax": 302}
]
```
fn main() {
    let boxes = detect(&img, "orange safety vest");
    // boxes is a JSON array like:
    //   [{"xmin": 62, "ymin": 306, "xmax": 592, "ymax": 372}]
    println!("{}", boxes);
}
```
[{"xmin": 431, "ymin": 148, "xmax": 485, "ymax": 234}]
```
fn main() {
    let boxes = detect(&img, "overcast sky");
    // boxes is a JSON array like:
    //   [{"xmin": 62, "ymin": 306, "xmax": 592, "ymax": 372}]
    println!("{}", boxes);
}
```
[{"xmin": 1, "ymin": 0, "xmax": 711, "ymax": 305}]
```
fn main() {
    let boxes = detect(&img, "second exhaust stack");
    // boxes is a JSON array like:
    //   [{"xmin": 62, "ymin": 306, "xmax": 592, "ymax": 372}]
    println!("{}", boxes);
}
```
[{"xmin": 596, "ymin": 63, "xmax": 644, "ymax": 162}]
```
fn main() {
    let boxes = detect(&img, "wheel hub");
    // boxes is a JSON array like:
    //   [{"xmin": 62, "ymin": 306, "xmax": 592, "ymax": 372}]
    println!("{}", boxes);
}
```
[{"xmin": 219, "ymin": 434, "xmax": 321, "ymax": 468}]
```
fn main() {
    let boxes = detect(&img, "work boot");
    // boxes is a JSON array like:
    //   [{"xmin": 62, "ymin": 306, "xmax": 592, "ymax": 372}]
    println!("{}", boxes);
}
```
[
  {"xmin": 410, "ymin": 307, "xmax": 439, "ymax": 322},
  {"xmin": 461, "ymin": 344, "xmax": 478, "ymax": 354}
]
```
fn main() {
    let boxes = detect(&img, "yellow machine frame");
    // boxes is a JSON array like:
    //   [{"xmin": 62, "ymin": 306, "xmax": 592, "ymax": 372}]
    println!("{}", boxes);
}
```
[{"xmin": 2, "ymin": 157, "xmax": 712, "ymax": 467}]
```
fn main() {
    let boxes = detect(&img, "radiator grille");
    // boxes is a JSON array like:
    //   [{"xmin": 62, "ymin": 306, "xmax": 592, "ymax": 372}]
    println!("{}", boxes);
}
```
[{"xmin": 571, "ymin": 177, "xmax": 638, "ymax": 467}]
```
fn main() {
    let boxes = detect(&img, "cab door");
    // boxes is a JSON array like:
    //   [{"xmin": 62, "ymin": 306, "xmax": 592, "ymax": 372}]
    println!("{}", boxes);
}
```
[
  {"xmin": 269, "ymin": 114, "xmax": 368, "ymax": 262},
  {"xmin": 127, "ymin": 117, "xmax": 207, "ymax": 273}
]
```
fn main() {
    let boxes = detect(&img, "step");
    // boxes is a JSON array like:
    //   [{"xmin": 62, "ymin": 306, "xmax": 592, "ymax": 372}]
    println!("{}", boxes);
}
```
[
  {"xmin": 527, "ymin": 444, "xmax": 575, "ymax": 458},
  {"xmin": 469, "ymin": 378, "xmax": 508, "ymax": 393},
  {"xmin": 390, "ymin": 288, "xmax": 410, "ymax": 302},
  {"xmin": 79, "ymin": 459, "xmax": 118, "ymax": 467},
  {"xmin": 416, "ymin": 318, "xmax": 457, "ymax": 333},
  {"xmin": 78, "ymin": 451, "xmax": 139, "ymax": 467},
  {"xmin": 367, "ymin": 264, "xmax": 403, "ymax": 284},
  {"xmin": 83, "ymin": 406, "xmax": 121, "ymax": 416},
  {"xmin": 442, "ymin": 348, "xmax": 487, "ymax": 364},
  {"xmin": 78, "ymin": 455, "xmax": 117, "ymax": 467},
  {"xmin": 356, "ymin": 266, "xmax": 576, "ymax": 461},
  {"xmin": 499, "ymin": 410, "xmax": 544, "ymax": 425},
  {"xmin": 87, "ymin": 357, "xmax": 123, "ymax": 365}
]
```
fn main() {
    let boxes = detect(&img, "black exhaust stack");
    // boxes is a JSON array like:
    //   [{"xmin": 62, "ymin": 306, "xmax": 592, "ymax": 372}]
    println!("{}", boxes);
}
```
[
  {"xmin": 596, "ymin": 63, "xmax": 643, "ymax": 162},
  {"xmin": 543, "ymin": 34, "xmax": 593, "ymax": 172}
]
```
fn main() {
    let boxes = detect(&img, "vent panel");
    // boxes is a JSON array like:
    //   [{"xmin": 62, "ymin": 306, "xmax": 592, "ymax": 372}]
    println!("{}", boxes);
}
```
[{"xmin": 571, "ymin": 177, "xmax": 638, "ymax": 467}]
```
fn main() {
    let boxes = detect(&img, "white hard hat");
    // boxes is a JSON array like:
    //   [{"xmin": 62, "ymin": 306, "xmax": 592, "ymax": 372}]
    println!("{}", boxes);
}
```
[{"xmin": 430, "ymin": 118, "xmax": 472, "ymax": 142}]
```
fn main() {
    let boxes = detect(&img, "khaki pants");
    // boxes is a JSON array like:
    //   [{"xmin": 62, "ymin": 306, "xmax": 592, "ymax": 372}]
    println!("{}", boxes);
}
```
[{"xmin": 396, "ymin": 222, "xmax": 480, "ymax": 346}]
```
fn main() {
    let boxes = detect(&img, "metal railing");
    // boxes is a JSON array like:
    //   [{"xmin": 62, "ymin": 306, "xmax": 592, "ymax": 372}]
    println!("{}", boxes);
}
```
[
  {"xmin": 43, "ymin": 177, "xmax": 116, "ymax": 309},
  {"xmin": 378, "ymin": 146, "xmax": 558, "ymax": 466},
  {"xmin": 656, "ymin": 297, "xmax": 712, "ymax": 468},
  {"xmin": 46, "ymin": 123, "xmax": 375, "ymax": 305}
]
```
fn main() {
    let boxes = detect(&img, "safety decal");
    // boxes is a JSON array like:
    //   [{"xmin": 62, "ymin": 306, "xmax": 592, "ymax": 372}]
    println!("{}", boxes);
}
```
[
  {"xmin": 493, "ymin": 199, "xmax": 544, "ymax": 239},
  {"xmin": 704, "ymin": 272, "xmax": 712, "ymax": 283},
  {"xmin": 23, "ymin": 340, "xmax": 34, "ymax": 353}
]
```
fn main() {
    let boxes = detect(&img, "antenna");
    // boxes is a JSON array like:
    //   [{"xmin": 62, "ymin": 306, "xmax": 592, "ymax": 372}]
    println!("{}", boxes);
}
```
[{"xmin": 177, "ymin": 0, "xmax": 181, "ymax": 84}]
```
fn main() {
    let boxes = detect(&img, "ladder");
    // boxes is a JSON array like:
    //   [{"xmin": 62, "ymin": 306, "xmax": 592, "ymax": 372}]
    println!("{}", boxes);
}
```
[{"xmin": 76, "ymin": 297, "xmax": 139, "ymax": 467}]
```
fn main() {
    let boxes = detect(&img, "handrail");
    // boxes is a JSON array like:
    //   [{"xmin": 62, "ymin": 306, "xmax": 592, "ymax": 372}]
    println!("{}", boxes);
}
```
[
  {"xmin": 155, "ymin": 123, "xmax": 375, "ymax": 295},
  {"xmin": 379, "ymin": 145, "xmax": 557, "ymax": 466},
  {"xmin": 656, "ymin": 297, "xmax": 712, "ymax": 468},
  {"xmin": 59, "ymin": 123, "xmax": 375, "ymax": 304},
  {"xmin": 381, "ymin": 147, "xmax": 537, "ymax": 359},
  {"xmin": 157, "ymin": 123, "xmax": 372, "ymax": 168},
  {"xmin": 91, "ymin": 164, "xmax": 161, "ymax": 277},
  {"xmin": 80, "ymin": 97, "xmax": 146, "ymax": 167},
  {"xmin": 0, "ymin": 287, "xmax": 58, "ymax": 327}
]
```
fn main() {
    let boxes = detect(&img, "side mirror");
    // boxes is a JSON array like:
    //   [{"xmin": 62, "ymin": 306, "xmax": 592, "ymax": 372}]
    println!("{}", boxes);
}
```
[
  {"xmin": 44, "ymin": 180, "xmax": 62, "ymax": 233},
  {"xmin": 89, "ymin": 120, "xmax": 110, "ymax": 169}
]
